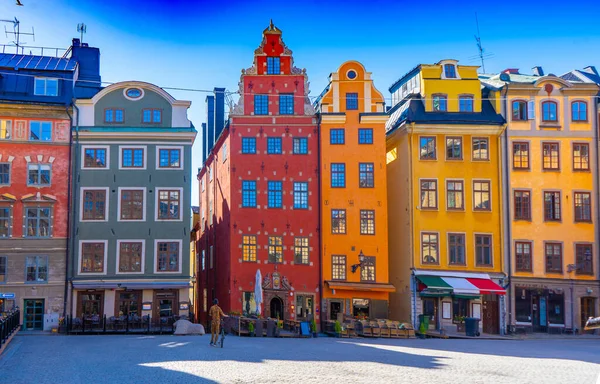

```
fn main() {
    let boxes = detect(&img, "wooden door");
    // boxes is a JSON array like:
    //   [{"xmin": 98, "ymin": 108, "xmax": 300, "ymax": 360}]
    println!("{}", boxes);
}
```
[
  {"xmin": 581, "ymin": 297, "xmax": 596, "ymax": 333},
  {"xmin": 482, "ymin": 295, "xmax": 499, "ymax": 334}
]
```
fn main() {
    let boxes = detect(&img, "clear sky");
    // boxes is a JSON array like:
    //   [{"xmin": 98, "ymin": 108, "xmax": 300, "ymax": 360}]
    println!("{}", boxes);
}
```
[{"xmin": 2, "ymin": 0, "xmax": 600, "ymax": 204}]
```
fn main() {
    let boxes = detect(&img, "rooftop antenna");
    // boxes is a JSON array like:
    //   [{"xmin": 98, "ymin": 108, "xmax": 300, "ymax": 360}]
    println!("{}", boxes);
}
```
[
  {"xmin": 1, "ymin": 17, "xmax": 35, "ymax": 52},
  {"xmin": 77, "ymin": 23, "xmax": 87, "ymax": 43},
  {"xmin": 474, "ymin": 13, "xmax": 487, "ymax": 73}
]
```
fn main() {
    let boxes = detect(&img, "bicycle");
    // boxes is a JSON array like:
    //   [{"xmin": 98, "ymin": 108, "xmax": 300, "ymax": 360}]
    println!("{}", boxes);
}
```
[{"xmin": 219, "ymin": 319, "xmax": 225, "ymax": 348}]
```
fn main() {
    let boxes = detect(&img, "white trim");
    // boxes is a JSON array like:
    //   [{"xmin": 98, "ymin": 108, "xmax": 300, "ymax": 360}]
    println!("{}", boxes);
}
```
[
  {"xmin": 419, "ymin": 230, "xmax": 440, "ymax": 266},
  {"xmin": 115, "ymin": 239, "xmax": 146, "ymax": 275},
  {"xmin": 155, "ymin": 145, "xmax": 184, "ymax": 170},
  {"xmin": 472, "ymin": 178, "xmax": 492, "ymax": 212},
  {"xmin": 78, "ymin": 240, "xmax": 108, "ymax": 276},
  {"xmin": 438, "ymin": 60, "xmax": 461, "ymax": 80},
  {"xmin": 79, "ymin": 187, "xmax": 109, "ymax": 222},
  {"xmin": 153, "ymin": 239, "xmax": 183, "ymax": 274},
  {"xmin": 118, "ymin": 145, "xmax": 147, "ymax": 170},
  {"xmin": 117, "ymin": 187, "xmax": 147, "ymax": 222},
  {"xmin": 81, "ymin": 145, "xmax": 110, "ymax": 170},
  {"xmin": 445, "ymin": 178, "xmax": 465, "ymax": 211},
  {"xmin": 154, "ymin": 187, "xmax": 184, "ymax": 222},
  {"xmin": 123, "ymin": 87, "xmax": 145, "ymax": 101}
]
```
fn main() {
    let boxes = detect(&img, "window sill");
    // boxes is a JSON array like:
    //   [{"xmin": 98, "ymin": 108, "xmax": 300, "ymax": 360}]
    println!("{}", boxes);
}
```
[
  {"xmin": 575, "ymin": 220, "xmax": 593, "ymax": 224},
  {"xmin": 539, "ymin": 123, "xmax": 561, "ymax": 129},
  {"xmin": 25, "ymin": 281, "xmax": 48, "ymax": 284},
  {"xmin": 513, "ymin": 218, "xmax": 532, "ymax": 222},
  {"xmin": 447, "ymin": 208, "xmax": 465, "ymax": 212}
]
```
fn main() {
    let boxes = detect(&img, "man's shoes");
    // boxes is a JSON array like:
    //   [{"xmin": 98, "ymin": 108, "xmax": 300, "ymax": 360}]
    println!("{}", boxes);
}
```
[{"xmin": 209, "ymin": 342, "xmax": 214, "ymax": 346}]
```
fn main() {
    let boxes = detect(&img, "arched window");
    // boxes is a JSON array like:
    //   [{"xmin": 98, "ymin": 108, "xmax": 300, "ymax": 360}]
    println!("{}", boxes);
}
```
[
  {"xmin": 512, "ymin": 100, "xmax": 527, "ymax": 120},
  {"xmin": 572, "ymin": 101, "xmax": 588, "ymax": 122},
  {"xmin": 443, "ymin": 64, "xmax": 457, "ymax": 79},
  {"xmin": 542, "ymin": 101, "xmax": 558, "ymax": 122}
]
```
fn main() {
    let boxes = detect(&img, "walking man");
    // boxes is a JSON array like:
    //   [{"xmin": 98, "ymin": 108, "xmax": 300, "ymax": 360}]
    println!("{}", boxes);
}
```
[{"xmin": 209, "ymin": 298, "xmax": 228, "ymax": 346}]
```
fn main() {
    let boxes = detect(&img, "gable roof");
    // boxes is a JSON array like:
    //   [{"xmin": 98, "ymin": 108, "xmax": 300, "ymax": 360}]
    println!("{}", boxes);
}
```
[{"xmin": 0, "ymin": 53, "xmax": 77, "ymax": 72}]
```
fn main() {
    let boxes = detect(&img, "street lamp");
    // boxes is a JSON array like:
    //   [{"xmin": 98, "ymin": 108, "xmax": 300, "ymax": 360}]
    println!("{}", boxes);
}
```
[{"xmin": 351, "ymin": 250, "xmax": 365, "ymax": 274}]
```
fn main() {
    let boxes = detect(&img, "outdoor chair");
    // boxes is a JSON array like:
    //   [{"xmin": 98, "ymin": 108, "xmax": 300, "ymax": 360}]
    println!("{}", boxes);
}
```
[
  {"xmin": 360, "ymin": 320, "xmax": 372, "ymax": 337},
  {"xmin": 379, "ymin": 320, "xmax": 390, "ymax": 338},
  {"xmin": 340, "ymin": 322, "xmax": 349, "ymax": 338},
  {"xmin": 389, "ymin": 321, "xmax": 399, "ymax": 338},
  {"xmin": 370, "ymin": 321, "xmax": 381, "ymax": 337},
  {"xmin": 347, "ymin": 322, "xmax": 357, "ymax": 338}
]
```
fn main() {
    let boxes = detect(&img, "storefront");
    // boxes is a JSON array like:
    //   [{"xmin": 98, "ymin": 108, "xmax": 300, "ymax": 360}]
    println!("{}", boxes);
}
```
[{"xmin": 322, "ymin": 281, "xmax": 396, "ymax": 322}]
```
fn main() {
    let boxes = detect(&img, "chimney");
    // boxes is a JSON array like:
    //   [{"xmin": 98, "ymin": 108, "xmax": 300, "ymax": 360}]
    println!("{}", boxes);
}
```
[
  {"xmin": 205, "ymin": 95, "xmax": 215, "ymax": 159},
  {"xmin": 502, "ymin": 68, "xmax": 519, "ymax": 74},
  {"xmin": 583, "ymin": 66, "xmax": 598, "ymax": 76},
  {"xmin": 532, "ymin": 66, "xmax": 544, "ymax": 76},
  {"xmin": 70, "ymin": 38, "xmax": 101, "ymax": 98},
  {"xmin": 213, "ymin": 87, "xmax": 226, "ymax": 142},
  {"xmin": 201, "ymin": 123, "xmax": 208, "ymax": 163}
]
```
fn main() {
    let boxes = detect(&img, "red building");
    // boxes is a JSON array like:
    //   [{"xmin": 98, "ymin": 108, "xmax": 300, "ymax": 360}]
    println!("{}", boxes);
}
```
[{"xmin": 197, "ymin": 22, "xmax": 320, "ymax": 326}]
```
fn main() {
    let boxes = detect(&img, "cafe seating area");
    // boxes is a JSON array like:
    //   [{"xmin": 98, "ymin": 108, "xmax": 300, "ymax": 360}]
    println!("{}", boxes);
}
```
[
  {"xmin": 63, "ymin": 314, "xmax": 184, "ymax": 334},
  {"xmin": 325, "ymin": 318, "xmax": 416, "ymax": 339}
]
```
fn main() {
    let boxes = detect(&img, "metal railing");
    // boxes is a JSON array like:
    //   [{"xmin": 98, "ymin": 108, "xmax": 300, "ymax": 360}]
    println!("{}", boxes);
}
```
[
  {"xmin": 64, "ymin": 314, "xmax": 181, "ymax": 335},
  {"xmin": 1, "ymin": 310, "xmax": 21, "ymax": 345},
  {"xmin": 0, "ymin": 44, "xmax": 69, "ymax": 57}
]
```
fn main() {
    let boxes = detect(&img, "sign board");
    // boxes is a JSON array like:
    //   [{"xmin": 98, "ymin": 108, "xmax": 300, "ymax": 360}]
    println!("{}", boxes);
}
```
[
  {"xmin": 0, "ymin": 293, "xmax": 15, "ymax": 299},
  {"xmin": 300, "ymin": 321, "xmax": 311, "ymax": 336}
]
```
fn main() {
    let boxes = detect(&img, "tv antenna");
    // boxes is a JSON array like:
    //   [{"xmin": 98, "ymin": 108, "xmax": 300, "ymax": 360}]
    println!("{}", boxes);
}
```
[
  {"xmin": 1, "ymin": 17, "xmax": 35, "ymax": 50},
  {"xmin": 77, "ymin": 23, "xmax": 87, "ymax": 42},
  {"xmin": 472, "ymin": 13, "xmax": 493, "ymax": 73}
]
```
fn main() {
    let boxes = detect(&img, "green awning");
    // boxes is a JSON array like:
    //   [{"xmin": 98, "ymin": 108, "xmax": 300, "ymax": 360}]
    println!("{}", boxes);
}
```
[{"xmin": 416, "ymin": 276, "xmax": 452, "ymax": 289}]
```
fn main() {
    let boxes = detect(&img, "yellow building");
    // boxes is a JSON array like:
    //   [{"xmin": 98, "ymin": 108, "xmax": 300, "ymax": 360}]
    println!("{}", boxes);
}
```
[
  {"xmin": 316, "ymin": 61, "xmax": 395, "ymax": 323},
  {"xmin": 482, "ymin": 69, "xmax": 600, "ymax": 333},
  {"xmin": 386, "ymin": 60, "xmax": 507, "ymax": 334}
]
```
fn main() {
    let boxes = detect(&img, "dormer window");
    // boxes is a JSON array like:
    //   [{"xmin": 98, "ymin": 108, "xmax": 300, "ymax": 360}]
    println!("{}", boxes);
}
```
[
  {"xmin": 34, "ymin": 77, "xmax": 58, "ymax": 96},
  {"xmin": 142, "ymin": 109, "xmax": 162, "ymax": 124},
  {"xmin": 432, "ymin": 94, "xmax": 447, "ymax": 112},
  {"xmin": 444, "ymin": 64, "xmax": 457, "ymax": 79},
  {"xmin": 105, "ymin": 108, "xmax": 124, "ymax": 123},
  {"xmin": 267, "ymin": 57, "xmax": 280, "ymax": 75}
]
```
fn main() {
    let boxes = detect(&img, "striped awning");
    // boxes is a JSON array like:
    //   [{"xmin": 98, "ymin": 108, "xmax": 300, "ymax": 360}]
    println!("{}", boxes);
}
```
[{"xmin": 416, "ymin": 273, "xmax": 505, "ymax": 297}]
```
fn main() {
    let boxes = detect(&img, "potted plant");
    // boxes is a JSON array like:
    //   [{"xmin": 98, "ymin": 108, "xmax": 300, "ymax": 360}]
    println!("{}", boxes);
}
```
[
  {"xmin": 334, "ymin": 320, "xmax": 342, "ymax": 337},
  {"xmin": 311, "ymin": 319, "xmax": 318, "ymax": 338},
  {"xmin": 454, "ymin": 316, "xmax": 465, "ymax": 332},
  {"xmin": 248, "ymin": 321, "xmax": 255, "ymax": 337},
  {"xmin": 274, "ymin": 316, "xmax": 282, "ymax": 337}
]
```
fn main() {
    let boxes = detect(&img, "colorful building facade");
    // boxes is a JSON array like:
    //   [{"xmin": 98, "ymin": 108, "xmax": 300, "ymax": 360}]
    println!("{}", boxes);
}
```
[
  {"xmin": 316, "ymin": 61, "xmax": 394, "ymax": 322},
  {"xmin": 197, "ymin": 22, "xmax": 320, "ymax": 326},
  {"xmin": 386, "ymin": 60, "xmax": 507, "ymax": 334}
]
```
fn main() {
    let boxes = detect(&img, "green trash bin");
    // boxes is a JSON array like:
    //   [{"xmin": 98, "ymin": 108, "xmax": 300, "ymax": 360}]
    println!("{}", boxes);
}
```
[
  {"xmin": 465, "ymin": 317, "xmax": 480, "ymax": 336},
  {"xmin": 418, "ymin": 314, "xmax": 430, "ymax": 334}
]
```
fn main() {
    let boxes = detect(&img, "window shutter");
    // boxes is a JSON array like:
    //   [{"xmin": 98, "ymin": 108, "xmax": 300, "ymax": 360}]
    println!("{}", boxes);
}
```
[{"xmin": 527, "ymin": 100, "xmax": 535, "ymax": 120}]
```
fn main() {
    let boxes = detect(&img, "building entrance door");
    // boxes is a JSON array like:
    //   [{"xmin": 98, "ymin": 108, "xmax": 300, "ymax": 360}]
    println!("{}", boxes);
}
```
[
  {"xmin": 482, "ymin": 295, "xmax": 499, "ymax": 334},
  {"xmin": 269, "ymin": 297, "xmax": 283, "ymax": 320},
  {"xmin": 422, "ymin": 298, "xmax": 437, "ymax": 330},
  {"xmin": 581, "ymin": 297, "xmax": 596, "ymax": 334},
  {"xmin": 24, "ymin": 299, "xmax": 44, "ymax": 330},
  {"xmin": 154, "ymin": 290, "xmax": 178, "ymax": 325},
  {"xmin": 329, "ymin": 301, "xmax": 342, "ymax": 321},
  {"xmin": 295, "ymin": 295, "xmax": 314, "ymax": 321}
]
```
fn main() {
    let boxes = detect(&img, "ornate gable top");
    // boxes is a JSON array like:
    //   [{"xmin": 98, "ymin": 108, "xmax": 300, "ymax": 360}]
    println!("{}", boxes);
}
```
[{"xmin": 263, "ymin": 19, "xmax": 282, "ymax": 35}]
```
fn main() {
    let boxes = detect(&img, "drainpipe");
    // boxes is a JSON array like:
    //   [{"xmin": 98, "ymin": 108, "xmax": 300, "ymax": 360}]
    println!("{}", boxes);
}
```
[
  {"xmin": 408, "ymin": 122, "xmax": 417, "ymax": 326},
  {"xmin": 316, "ymin": 114, "xmax": 323, "ymax": 330},
  {"xmin": 68, "ymin": 100, "xmax": 81, "ymax": 319},
  {"xmin": 501, "ymin": 85, "xmax": 513, "ymax": 333},
  {"xmin": 63, "ymin": 104, "xmax": 73, "ymax": 320}
]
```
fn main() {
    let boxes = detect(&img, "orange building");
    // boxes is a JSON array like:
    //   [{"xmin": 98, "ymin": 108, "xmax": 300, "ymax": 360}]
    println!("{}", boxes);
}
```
[{"xmin": 316, "ymin": 61, "xmax": 395, "ymax": 323}]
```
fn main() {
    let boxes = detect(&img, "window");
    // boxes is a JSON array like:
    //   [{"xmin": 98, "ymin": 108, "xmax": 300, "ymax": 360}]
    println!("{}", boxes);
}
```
[
  {"xmin": 419, "ymin": 136, "xmax": 436, "ymax": 160},
  {"xmin": 472, "ymin": 138, "xmax": 488, "ymax": 160},
  {"xmin": 120, "ymin": 189, "xmax": 144, "ymax": 220},
  {"xmin": 0, "ymin": 119, "xmax": 11, "ymax": 140},
  {"xmin": 446, "ymin": 137, "xmax": 462, "ymax": 160},
  {"xmin": 0, "ymin": 207, "xmax": 10, "ymax": 238},
  {"xmin": 242, "ymin": 292, "xmax": 256, "ymax": 316},
  {"xmin": 293, "ymin": 182, "xmax": 308, "ymax": 209},
  {"xmin": 512, "ymin": 101, "xmax": 527, "ymax": 121},
  {"xmin": 266, "ymin": 57, "xmax": 280, "ymax": 75},
  {"xmin": 475, "ymin": 235, "xmax": 492, "ymax": 266},
  {"xmin": 279, "ymin": 94, "xmax": 294, "ymax": 115},
  {"xmin": 331, "ymin": 209, "xmax": 346, "ymax": 234},
  {"xmin": 360, "ymin": 210, "xmax": 375, "ymax": 235},
  {"xmin": 421, "ymin": 233, "xmax": 438, "ymax": 264},
  {"xmin": 81, "ymin": 242, "xmax": 105, "ymax": 273},
  {"xmin": 293, "ymin": 137, "xmax": 308, "ymax": 154},
  {"xmin": 84, "ymin": 148, "xmax": 107, "ymax": 168},
  {"xmin": 242, "ymin": 181, "xmax": 256, "ymax": 207},
  {"xmin": 330, "ymin": 129, "xmax": 345, "ymax": 145},
  {"xmin": 254, "ymin": 94, "xmax": 268, "ymax": 115},
  {"xmin": 267, "ymin": 137, "xmax": 282, "ymax": 154},
  {"xmin": 158, "ymin": 190, "xmax": 180, "ymax": 220},
  {"xmin": 432, "ymin": 94, "xmax": 447, "ymax": 112},
  {"xmin": 242, "ymin": 137, "xmax": 257, "ymax": 154},
  {"xmin": 473, "ymin": 181, "xmax": 491, "ymax": 211},
  {"xmin": 242, "ymin": 235, "xmax": 257, "ymax": 262},
  {"xmin": 572, "ymin": 101, "xmax": 587, "ymax": 122},
  {"xmin": 545, "ymin": 243, "xmax": 562, "ymax": 273},
  {"xmin": 105, "ymin": 108, "xmax": 124, "ymax": 123},
  {"xmin": 358, "ymin": 128, "xmax": 373, "ymax": 144},
  {"xmin": 222, "ymin": 143, "xmax": 227, "ymax": 162},
  {"xmin": 573, "ymin": 143, "xmax": 589, "ymax": 170},
  {"xmin": 360, "ymin": 256, "xmax": 375, "ymax": 282},
  {"xmin": 121, "ymin": 148, "xmax": 144, "ymax": 168},
  {"xmin": 332, "ymin": 255, "xmax": 346, "ymax": 280},
  {"xmin": 268, "ymin": 181, "xmax": 282, "ymax": 208},
  {"xmin": 0, "ymin": 163, "xmax": 10, "ymax": 185},
  {"xmin": 29, "ymin": 121, "xmax": 52, "ymax": 141},
  {"xmin": 459, "ymin": 96, "xmax": 473, "ymax": 112},
  {"xmin": 452, "ymin": 298, "xmax": 468, "ymax": 322},
  {"xmin": 515, "ymin": 242, "xmax": 532, "ymax": 272},
  {"xmin": 142, "ymin": 109, "xmax": 162, "ymax": 123},
  {"xmin": 0, "ymin": 256, "xmax": 5, "ymax": 283},
  {"xmin": 575, "ymin": 244, "xmax": 593, "ymax": 275},
  {"xmin": 448, "ymin": 233, "xmax": 465, "ymax": 265},
  {"xmin": 34, "ymin": 77, "xmax": 58, "ymax": 96},
  {"xmin": 574, "ymin": 192, "xmax": 591, "ymax": 222},
  {"xmin": 157, "ymin": 242, "xmax": 179, "ymax": 272},
  {"xmin": 28, "ymin": 164, "xmax": 51, "ymax": 186},
  {"xmin": 331, "ymin": 163, "xmax": 346, "ymax": 188},
  {"xmin": 82, "ymin": 190, "xmax": 106, "ymax": 221},
  {"xmin": 446, "ymin": 180, "xmax": 464, "ymax": 210},
  {"xmin": 209, "ymin": 246, "xmax": 214, "ymax": 269},
  {"xmin": 542, "ymin": 143, "xmax": 560, "ymax": 170},
  {"xmin": 512, "ymin": 142, "xmax": 530, "ymax": 169},
  {"xmin": 444, "ymin": 64, "xmax": 457, "ymax": 79},
  {"xmin": 513, "ymin": 190, "xmax": 531, "ymax": 220},
  {"xmin": 359, "ymin": 163, "xmax": 374, "ymax": 188},
  {"xmin": 543, "ymin": 191, "xmax": 561, "ymax": 221},
  {"xmin": 547, "ymin": 293, "xmax": 564, "ymax": 324},
  {"xmin": 515, "ymin": 289, "xmax": 532, "ymax": 323},
  {"xmin": 346, "ymin": 93, "xmax": 358, "ymax": 110},
  {"xmin": 542, "ymin": 101, "xmax": 558, "ymax": 122},
  {"xmin": 294, "ymin": 237, "xmax": 309, "ymax": 265},
  {"xmin": 25, "ymin": 207, "xmax": 51, "ymax": 237},
  {"xmin": 158, "ymin": 148, "xmax": 181, "ymax": 168},
  {"xmin": 25, "ymin": 256, "xmax": 47, "ymax": 282},
  {"xmin": 268, "ymin": 236, "xmax": 283, "ymax": 263},
  {"xmin": 420, "ymin": 180, "xmax": 437, "ymax": 209},
  {"xmin": 118, "ymin": 242, "xmax": 143, "ymax": 273}
]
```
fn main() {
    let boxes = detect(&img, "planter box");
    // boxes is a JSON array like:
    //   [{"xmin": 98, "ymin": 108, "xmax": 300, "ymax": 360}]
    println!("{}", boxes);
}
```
[{"xmin": 456, "ymin": 323, "xmax": 465, "ymax": 333}]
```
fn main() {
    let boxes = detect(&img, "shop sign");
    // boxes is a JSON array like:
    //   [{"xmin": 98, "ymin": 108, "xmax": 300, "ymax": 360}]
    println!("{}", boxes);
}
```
[{"xmin": 0, "ymin": 293, "xmax": 15, "ymax": 299}]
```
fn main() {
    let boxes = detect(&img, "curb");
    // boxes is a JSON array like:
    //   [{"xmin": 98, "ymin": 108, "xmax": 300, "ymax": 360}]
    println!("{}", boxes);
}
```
[{"xmin": 0, "ymin": 326, "xmax": 21, "ymax": 356}]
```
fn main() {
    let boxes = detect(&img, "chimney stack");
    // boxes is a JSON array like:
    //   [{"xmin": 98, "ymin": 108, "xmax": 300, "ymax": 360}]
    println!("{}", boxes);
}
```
[{"xmin": 532, "ymin": 66, "xmax": 544, "ymax": 77}]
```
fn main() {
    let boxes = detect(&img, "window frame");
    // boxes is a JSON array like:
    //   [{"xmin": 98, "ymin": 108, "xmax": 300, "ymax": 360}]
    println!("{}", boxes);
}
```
[
  {"xmin": 575, "ymin": 243, "xmax": 593, "ymax": 275},
  {"xmin": 513, "ymin": 190, "xmax": 531, "ymax": 221},
  {"xmin": 0, "ymin": 162, "xmax": 11, "ymax": 186},
  {"xmin": 82, "ymin": 146, "xmax": 109, "ymax": 170},
  {"xmin": 541, "ymin": 100, "xmax": 558, "ymax": 122},
  {"xmin": 24, "ymin": 206, "xmax": 52, "ymax": 238},
  {"xmin": 294, "ymin": 237, "xmax": 309, "ymax": 265},
  {"xmin": 331, "ymin": 209, "xmax": 346, "ymax": 234},
  {"xmin": 472, "ymin": 137, "xmax": 489, "ymax": 161},
  {"xmin": 104, "ymin": 108, "xmax": 124, "ymax": 124},
  {"xmin": 358, "ymin": 128, "xmax": 373, "ymax": 144},
  {"xmin": 331, "ymin": 255, "xmax": 346, "ymax": 281},
  {"xmin": 571, "ymin": 100, "xmax": 588, "ymax": 122},
  {"xmin": 543, "ymin": 191, "xmax": 561, "ymax": 222},
  {"xmin": 420, "ymin": 179, "xmax": 438, "ymax": 210},
  {"xmin": 34, "ymin": 77, "xmax": 58, "ymax": 96},
  {"xmin": 0, "ymin": 255, "xmax": 6, "ymax": 283},
  {"xmin": 512, "ymin": 100, "xmax": 528, "ymax": 121},
  {"xmin": 574, "ymin": 191, "xmax": 592, "ymax": 223},
  {"xmin": 242, "ymin": 235, "xmax": 257, "ymax": 263},
  {"xmin": 25, "ymin": 255, "xmax": 48, "ymax": 283},
  {"xmin": 116, "ymin": 240, "xmax": 145, "ymax": 275},
  {"xmin": 142, "ymin": 108, "xmax": 162, "ymax": 124},
  {"xmin": 268, "ymin": 236, "xmax": 283, "ymax": 264},
  {"xmin": 445, "ymin": 136, "xmax": 463, "ymax": 160},
  {"xmin": 443, "ymin": 64, "xmax": 457, "ymax": 79},
  {"xmin": 360, "ymin": 256, "xmax": 376, "ymax": 282},
  {"xmin": 446, "ymin": 180, "xmax": 464, "ymax": 210},
  {"xmin": 27, "ymin": 163, "xmax": 52, "ymax": 187},
  {"xmin": 358, "ymin": 163, "xmax": 374, "ymax": 188},
  {"xmin": 279, "ymin": 93, "xmax": 294, "ymax": 115},
  {"xmin": 29, "ymin": 121, "xmax": 53, "ymax": 142},
  {"xmin": 80, "ymin": 187, "xmax": 109, "ymax": 222},
  {"xmin": 515, "ymin": 241, "xmax": 533, "ymax": 272},
  {"xmin": 254, "ymin": 94, "xmax": 269, "ymax": 115},
  {"xmin": 267, "ymin": 137, "xmax": 282, "ymax": 154},
  {"xmin": 330, "ymin": 129, "xmax": 345, "ymax": 145},
  {"xmin": 572, "ymin": 142, "xmax": 590, "ymax": 171},
  {"xmin": 0, "ymin": 206, "xmax": 12, "ymax": 238},
  {"xmin": 512, "ymin": 142, "xmax": 530, "ymax": 170},
  {"xmin": 544, "ymin": 242, "xmax": 563, "ymax": 273},
  {"xmin": 242, "ymin": 137, "xmax": 257, "ymax": 154},
  {"xmin": 473, "ymin": 180, "xmax": 491, "ymax": 211},
  {"xmin": 154, "ymin": 239, "xmax": 182, "ymax": 273},
  {"xmin": 293, "ymin": 137, "xmax": 308, "ymax": 154},
  {"xmin": 79, "ymin": 240, "xmax": 108, "ymax": 275},
  {"xmin": 458, "ymin": 95, "xmax": 474, "ymax": 112},
  {"xmin": 421, "ymin": 232, "xmax": 439, "ymax": 265},
  {"xmin": 293, "ymin": 182, "xmax": 308, "ymax": 210},
  {"xmin": 117, "ymin": 187, "xmax": 146, "ymax": 222},
  {"xmin": 242, "ymin": 180, "xmax": 257, "ymax": 208},
  {"xmin": 432, "ymin": 94, "xmax": 448, "ymax": 112},
  {"xmin": 360, "ymin": 210, "xmax": 375, "ymax": 235},
  {"xmin": 0, "ymin": 119, "xmax": 11, "ymax": 140},
  {"xmin": 475, "ymin": 234, "xmax": 493, "ymax": 267},
  {"xmin": 419, "ymin": 136, "xmax": 436, "ymax": 160},
  {"xmin": 268, "ymin": 180, "xmax": 283, "ymax": 209},
  {"xmin": 156, "ymin": 146, "xmax": 183, "ymax": 170},
  {"xmin": 266, "ymin": 57, "xmax": 280, "ymax": 75},
  {"xmin": 542, "ymin": 142, "xmax": 560, "ymax": 170},
  {"xmin": 346, "ymin": 93, "xmax": 359, "ymax": 110},
  {"xmin": 448, "ymin": 233, "xmax": 466, "ymax": 265},
  {"xmin": 330, "ymin": 163, "xmax": 346, "ymax": 188},
  {"xmin": 156, "ymin": 187, "xmax": 183, "ymax": 221},
  {"xmin": 119, "ymin": 146, "xmax": 146, "ymax": 170}
]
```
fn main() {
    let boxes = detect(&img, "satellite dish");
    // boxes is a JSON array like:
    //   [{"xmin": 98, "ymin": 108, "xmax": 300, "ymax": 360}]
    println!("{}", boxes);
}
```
[{"xmin": 499, "ymin": 73, "xmax": 510, "ymax": 81}]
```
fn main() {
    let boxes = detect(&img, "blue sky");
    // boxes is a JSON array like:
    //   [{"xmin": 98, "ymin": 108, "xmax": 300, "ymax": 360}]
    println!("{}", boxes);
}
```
[{"xmin": 2, "ymin": 0, "xmax": 600, "ymax": 204}]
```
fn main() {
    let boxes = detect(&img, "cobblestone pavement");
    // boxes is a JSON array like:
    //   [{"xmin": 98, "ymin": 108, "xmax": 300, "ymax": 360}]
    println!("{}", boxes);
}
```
[{"xmin": 1, "ymin": 334, "xmax": 599, "ymax": 384}]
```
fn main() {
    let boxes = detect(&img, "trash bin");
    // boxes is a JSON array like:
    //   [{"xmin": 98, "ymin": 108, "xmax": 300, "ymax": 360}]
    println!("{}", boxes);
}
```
[
  {"xmin": 418, "ymin": 314, "xmax": 430, "ymax": 334},
  {"xmin": 465, "ymin": 317, "xmax": 480, "ymax": 337}
]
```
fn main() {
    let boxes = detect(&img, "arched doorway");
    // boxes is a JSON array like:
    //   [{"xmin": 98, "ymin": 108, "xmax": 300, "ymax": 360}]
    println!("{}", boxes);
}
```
[{"xmin": 270, "ymin": 297, "xmax": 283, "ymax": 320}]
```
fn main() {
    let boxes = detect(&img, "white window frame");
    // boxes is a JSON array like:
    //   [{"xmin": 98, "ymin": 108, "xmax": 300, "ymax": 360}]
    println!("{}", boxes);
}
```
[
  {"xmin": 439, "ymin": 60, "xmax": 461, "ymax": 80},
  {"xmin": 117, "ymin": 187, "xmax": 147, "ymax": 222},
  {"xmin": 155, "ymin": 145, "xmax": 184, "ymax": 170},
  {"xmin": 115, "ymin": 239, "xmax": 146, "ymax": 275},
  {"xmin": 154, "ymin": 239, "xmax": 183, "ymax": 274},
  {"xmin": 118, "ymin": 145, "xmax": 147, "ymax": 170},
  {"xmin": 155, "ymin": 187, "xmax": 184, "ymax": 221},
  {"xmin": 79, "ymin": 187, "xmax": 110, "ymax": 222},
  {"xmin": 34, "ymin": 77, "xmax": 59, "ymax": 96},
  {"xmin": 78, "ymin": 239, "xmax": 108, "ymax": 276},
  {"xmin": 81, "ymin": 145, "xmax": 110, "ymax": 170}
]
